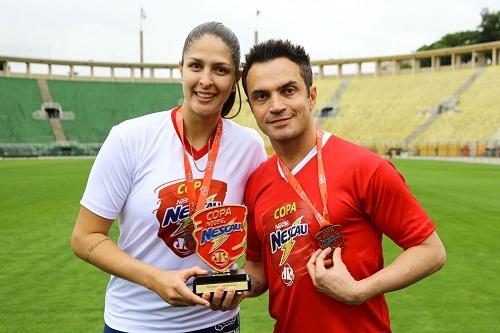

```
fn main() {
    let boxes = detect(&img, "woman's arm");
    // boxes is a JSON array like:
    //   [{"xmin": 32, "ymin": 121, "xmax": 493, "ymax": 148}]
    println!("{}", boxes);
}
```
[{"xmin": 71, "ymin": 205, "xmax": 210, "ymax": 307}]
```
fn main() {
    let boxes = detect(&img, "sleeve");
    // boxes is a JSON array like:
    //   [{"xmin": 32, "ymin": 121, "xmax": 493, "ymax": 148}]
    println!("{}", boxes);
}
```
[
  {"xmin": 80, "ymin": 126, "xmax": 134, "ymax": 220},
  {"xmin": 364, "ymin": 160, "xmax": 436, "ymax": 249},
  {"xmin": 247, "ymin": 132, "xmax": 268, "ymax": 176},
  {"xmin": 244, "ymin": 174, "xmax": 263, "ymax": 262}
]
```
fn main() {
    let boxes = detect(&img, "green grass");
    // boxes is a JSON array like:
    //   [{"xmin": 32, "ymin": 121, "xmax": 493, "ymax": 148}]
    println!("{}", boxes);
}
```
[{"xmin": 0, "ymin": 158, "xmax": 499, "ymax": 332}]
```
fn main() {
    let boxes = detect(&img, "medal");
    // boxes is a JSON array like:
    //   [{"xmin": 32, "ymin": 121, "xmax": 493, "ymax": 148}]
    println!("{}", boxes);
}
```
[
  {"xmin": 175, "ymin": 108, "xmax": 223, "ymax": 252},
  {"xmin": 278, "ymin": 128, "xmax": 344, "ymax": 251}
]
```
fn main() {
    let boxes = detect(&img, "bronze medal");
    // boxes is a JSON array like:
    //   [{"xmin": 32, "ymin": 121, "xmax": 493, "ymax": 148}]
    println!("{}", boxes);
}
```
[{"xmin": 315, "ymin": 224, "xmax": 344, "ymax": 250}]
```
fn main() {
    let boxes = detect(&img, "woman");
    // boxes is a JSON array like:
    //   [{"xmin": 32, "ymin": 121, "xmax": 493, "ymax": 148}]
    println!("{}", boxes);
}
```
[{"xmin": 71, "ymin": 22, "xmax": 267, "ymax": 333}]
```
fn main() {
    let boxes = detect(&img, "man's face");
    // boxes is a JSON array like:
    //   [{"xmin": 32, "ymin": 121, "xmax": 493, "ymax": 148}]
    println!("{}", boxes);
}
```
[{"xmin": 245, "ymin": 57, "xmax": 317, "ymax": 145}]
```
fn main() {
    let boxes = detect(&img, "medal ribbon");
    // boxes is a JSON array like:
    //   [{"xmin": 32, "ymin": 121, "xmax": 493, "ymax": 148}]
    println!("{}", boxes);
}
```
[
  {"xmin": 175, "ymin": 108, "xmax": 223, "ymax": 215},
  {"xmin": 278, "ymin": 128, "xmax": 330, "ymax": 228}
]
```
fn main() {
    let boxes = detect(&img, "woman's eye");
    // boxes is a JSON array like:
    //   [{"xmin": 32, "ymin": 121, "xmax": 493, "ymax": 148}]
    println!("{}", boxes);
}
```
[
  {"xmin": 189, "ymin": 63, "xmax": 201, "ymax": 70},
  {"xmin": 214, "ymin": 67, "xmax": 229, "ymax": 74}
]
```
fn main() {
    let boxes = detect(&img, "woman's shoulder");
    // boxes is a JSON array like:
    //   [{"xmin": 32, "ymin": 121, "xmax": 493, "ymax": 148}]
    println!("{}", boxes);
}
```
[
  {"xmin": 118, "ymin": 110, "xmax": 171, "ymax": 129},
  {"xmin": 111, "ymin": 110, "xmax": 173, "ymax": 139},
  {"xmin": 222, "ymin": 119, "xmax": 262, "ymax": 143}
]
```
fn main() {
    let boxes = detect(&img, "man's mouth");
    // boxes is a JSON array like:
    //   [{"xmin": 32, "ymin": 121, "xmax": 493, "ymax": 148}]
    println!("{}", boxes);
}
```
[{"xmin": 268, "ymin": 116, "xmax": 292, "ymax": 125}]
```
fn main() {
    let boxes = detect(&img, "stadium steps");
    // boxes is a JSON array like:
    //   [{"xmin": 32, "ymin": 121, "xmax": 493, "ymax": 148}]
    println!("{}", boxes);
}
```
[
  {"xmin": 415, "ymin": 65, "xmax": 500, "ymax": 143},
  {"xmin": 328, "ymin": 78, "xmax": 350, "ymax": 116},
  {"xmin": 37, "ymin": 79, "xmax": 69, "ymax": 145},
  {"xmin": 316, "ymin": 79, "xmax": 350, "ymax": 125},
  {"xmin": 405, "ymin": 68, "xmax": 485, "ymax": 144}
]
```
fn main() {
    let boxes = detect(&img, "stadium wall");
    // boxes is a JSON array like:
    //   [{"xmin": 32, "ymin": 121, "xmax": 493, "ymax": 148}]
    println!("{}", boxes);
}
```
[{"xmin": 1, "ymin": 41, "xmax": 500, "ymax": 159}]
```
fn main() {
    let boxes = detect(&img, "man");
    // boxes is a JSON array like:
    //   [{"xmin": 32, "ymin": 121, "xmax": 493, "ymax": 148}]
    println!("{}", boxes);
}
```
[{"xmin": 238, "ymin": 40, "xmax": 446, "ymax": 332}]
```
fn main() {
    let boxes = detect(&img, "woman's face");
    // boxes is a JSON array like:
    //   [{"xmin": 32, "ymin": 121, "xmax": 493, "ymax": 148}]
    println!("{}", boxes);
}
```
[{"xmin": 180, "ymin": 34, "xmax": 237, "ymax": 120}]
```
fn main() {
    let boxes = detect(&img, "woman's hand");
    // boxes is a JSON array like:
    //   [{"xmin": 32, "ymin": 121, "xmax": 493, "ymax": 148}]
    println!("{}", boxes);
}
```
[{"xmin": 149, "ymin": 266, "xmax": 211, "ymax": 307}]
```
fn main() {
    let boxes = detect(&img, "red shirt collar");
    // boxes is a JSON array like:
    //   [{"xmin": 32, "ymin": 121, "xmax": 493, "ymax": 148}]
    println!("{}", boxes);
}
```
[{"xmin": 171, "ymin": 106, "xmax": 215, "ymax": 160}]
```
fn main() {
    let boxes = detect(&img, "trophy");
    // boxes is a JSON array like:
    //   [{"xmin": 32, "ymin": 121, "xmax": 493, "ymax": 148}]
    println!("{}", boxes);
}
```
[{"xmin": 191, "ymin": 204, "xmax": 251, "ymax": 295}]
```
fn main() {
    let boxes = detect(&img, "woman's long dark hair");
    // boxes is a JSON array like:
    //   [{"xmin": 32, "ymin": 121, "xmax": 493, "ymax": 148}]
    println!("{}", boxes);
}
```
[{"xmin": 182, "ymin": 22, "xmax": 241, "ymax": 118}]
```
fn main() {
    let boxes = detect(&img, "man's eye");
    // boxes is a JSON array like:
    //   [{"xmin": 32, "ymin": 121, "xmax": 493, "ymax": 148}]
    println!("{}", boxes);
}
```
[
  {"xmin": 189, "ymin": 63, "xmax": 201, "ymax": 70},
  {"xmin": 284, "ymin": 87, "xmax": 295, "ymax": 95},
  {"xmin": 254, "ymin": 93, "xmax": 266, "ymax": 101}
]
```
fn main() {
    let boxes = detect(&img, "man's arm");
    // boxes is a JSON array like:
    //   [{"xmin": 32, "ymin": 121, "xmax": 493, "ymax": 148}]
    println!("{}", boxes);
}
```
[
  {"xmin": 244, "ymin": 260, "xmax": 269, "ymax": 297},
  {"xmin": 307, "ymin": 231, "xmax": 446, "ymax": 304},
  {"xmin": 206, "ymin": 259, "xmax": 268, "ymax": 311}
]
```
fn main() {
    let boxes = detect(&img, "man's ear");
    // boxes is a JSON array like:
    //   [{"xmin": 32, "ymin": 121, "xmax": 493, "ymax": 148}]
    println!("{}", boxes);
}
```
[
  {"xmin": 309, "ymin": 86, "xmax": 317, "ymax": 109},
  {"xmin": 179, "ymin": 61, "xmax": 183, "ymax": 77}
]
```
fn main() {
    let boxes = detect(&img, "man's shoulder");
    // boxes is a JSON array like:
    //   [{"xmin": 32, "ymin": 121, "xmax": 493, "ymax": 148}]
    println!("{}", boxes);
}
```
[
  {"xmin": 326, "ymin": 134, "xmax": 385, "ymax": 164},
  {"xmin": 246, "ymin": 155, "xmax": 276, "ymax": 187},
  {"xmin": 252, "ymin": 154, "xmax": 275, "ymax": 174}
]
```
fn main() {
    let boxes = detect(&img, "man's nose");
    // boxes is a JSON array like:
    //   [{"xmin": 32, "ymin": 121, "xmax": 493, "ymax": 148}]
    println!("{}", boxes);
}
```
[{"xmin": 269, "ymin": 93, "xmax": 286, "ymax": 113}]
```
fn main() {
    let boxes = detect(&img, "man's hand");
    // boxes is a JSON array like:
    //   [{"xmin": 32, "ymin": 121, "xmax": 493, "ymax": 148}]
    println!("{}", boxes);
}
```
[
  {"xmin": 202, "ymin": 287, "xmax": 249, "ymax": 311},
  {"xmin": 307, "ymin": 247, "xmax": 366, "ymax": 305}
]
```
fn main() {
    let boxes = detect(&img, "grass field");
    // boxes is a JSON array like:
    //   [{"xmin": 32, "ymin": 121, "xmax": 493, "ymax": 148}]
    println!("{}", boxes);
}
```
[{"xmin": 0, "ymin": 158, "xmax": 499, "ymax": 332}]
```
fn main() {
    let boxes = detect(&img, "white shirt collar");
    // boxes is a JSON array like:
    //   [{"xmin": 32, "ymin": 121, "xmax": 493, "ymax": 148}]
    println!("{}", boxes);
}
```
[{"xmin": 277, "ymin": 131, "xmax": 332, "ymax": 179}]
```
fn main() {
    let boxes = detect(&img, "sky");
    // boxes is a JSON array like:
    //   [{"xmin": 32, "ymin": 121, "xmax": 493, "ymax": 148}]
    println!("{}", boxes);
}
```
[{"xmin": 1, "ymin": 0, "xmax": 499, "ymax": 66}]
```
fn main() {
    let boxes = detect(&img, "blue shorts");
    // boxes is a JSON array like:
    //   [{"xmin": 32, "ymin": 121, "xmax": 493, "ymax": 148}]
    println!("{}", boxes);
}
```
[{"xmin": 103, "ymin": 314, "xmax": 240, "ymax": 333}]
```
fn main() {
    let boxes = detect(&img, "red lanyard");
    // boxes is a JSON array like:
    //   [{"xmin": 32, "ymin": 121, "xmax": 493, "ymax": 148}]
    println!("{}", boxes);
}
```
[
  {"xmin": 278, "ymin": 128, "xmax": 330, "ymax": 228},
  {"xmin": 175, "ymin": 109, "xmax": 223, "ymax": 215}
]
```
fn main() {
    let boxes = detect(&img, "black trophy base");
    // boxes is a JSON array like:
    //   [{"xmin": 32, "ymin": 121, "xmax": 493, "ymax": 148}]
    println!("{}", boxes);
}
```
[{"xmin": 193, "ymin": 269, "xmax": 251, "ymax": 295}]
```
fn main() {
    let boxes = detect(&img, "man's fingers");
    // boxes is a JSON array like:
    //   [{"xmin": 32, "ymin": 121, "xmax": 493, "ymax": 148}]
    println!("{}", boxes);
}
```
[
  {"xmin": 307, "ymin": 249, "xmax": 322, "ymax": 268},
  {"xmin": 210, "ymin": 286, "xmax": 225, "ymax": 310},
  {"xmin": 307, "ymin": 249, "xmax": 322, "ymax": 281},
  {"xmin": 316, "ymin": 247, "xmax": 332, "ymax": 267},
  {"xmin": 201, "ymin": 291, "xmax": 212, "ymax": 302},
  {"xmin": 332, "ymin": 247, "xmax": 342, "ymax": 266},
  {"xmin": 220, "ymin": 288, "xmax": 236, "ymax": 310},
  {"xmin": 324, "ymin": 258, "xmax": 333, "ymax": 268},
  {"xmin": 228, "ymin": 291, "xmax": 247, "ymax": 310}
]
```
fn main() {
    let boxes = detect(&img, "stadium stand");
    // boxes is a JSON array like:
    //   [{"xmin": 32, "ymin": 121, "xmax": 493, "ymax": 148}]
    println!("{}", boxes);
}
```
[
  {"xmin": 1, "ymin": 40, "xmax": 499, "ymax": 157},
  {"xmin": 47, "ymin": 80, "xmax": 182, "ymax": 143},
  {"xmin": 319, "ymin": 69, "xmax": 476, "ymax": 153},
  {"xmin": 416, "ymin": 66, "xmax": 500, "ymax": 144},
  {"xmin": 0, "ymin": 77, "xmax": 53, "ymax": 143}
]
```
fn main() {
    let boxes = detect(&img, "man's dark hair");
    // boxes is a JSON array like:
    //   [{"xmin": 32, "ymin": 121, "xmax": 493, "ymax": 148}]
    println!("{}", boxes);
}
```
[{"xmin": 242, "ymin": 39, "xmax": 313, "ymax": 96}]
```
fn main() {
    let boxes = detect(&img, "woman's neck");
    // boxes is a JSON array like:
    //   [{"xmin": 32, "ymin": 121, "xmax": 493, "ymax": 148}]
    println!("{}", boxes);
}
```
[{"xmin": 181, "ymin": 107, "xmax": 220, "ymax": 150}]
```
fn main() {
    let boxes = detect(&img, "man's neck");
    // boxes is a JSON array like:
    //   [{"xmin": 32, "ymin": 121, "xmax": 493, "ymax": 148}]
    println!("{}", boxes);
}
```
[{"xmin": 273, "ymin": 127, "xmax": 317, "ymax": 171}]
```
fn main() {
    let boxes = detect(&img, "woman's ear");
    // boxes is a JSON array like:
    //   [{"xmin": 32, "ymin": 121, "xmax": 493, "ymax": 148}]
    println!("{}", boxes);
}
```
[
  {"xmin": 232, "ymin": 70, "xmax": 242, "ymax": 92},
  {"xmin": 235, "ymin": 70, "xmax": 242, "ymax": 82}
]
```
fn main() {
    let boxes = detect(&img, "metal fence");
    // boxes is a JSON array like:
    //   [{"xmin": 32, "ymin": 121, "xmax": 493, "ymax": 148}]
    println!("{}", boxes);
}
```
[
  {"xmin": 1, "ymin": 140, "xmax": 500, "ymax": 159},
  {"xmin": 0, "ymin": 142, "xmax": 101, "ymax": 157}
]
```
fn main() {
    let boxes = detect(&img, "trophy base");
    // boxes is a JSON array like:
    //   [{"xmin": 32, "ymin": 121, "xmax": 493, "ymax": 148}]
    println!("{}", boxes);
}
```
[{"xmin": 193, "ymin": 270, "xmax": 251, "ymax": 295}]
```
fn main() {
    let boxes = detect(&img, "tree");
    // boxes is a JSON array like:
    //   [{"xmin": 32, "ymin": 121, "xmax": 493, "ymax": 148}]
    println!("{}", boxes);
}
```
[
  {"xmin": 418, "ymin": 31, "xmax": 480, "ymax": 51},
  {"xmin": 477, "ymin": 8, "xmax": 500, "ymax": 43},
  {"xmin": 417, "ymin": 8, "xmax": 499, "ymax": 51}
]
